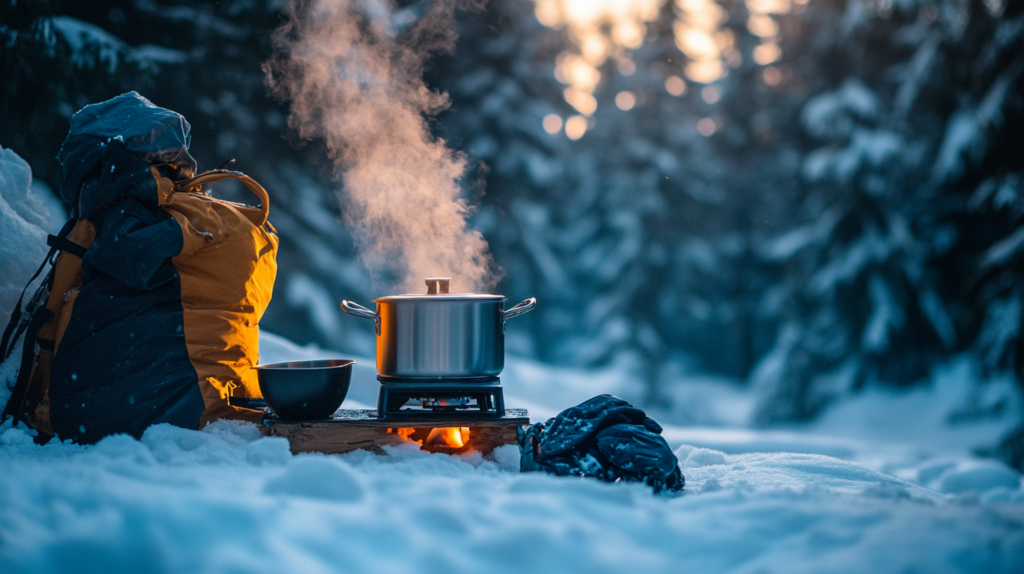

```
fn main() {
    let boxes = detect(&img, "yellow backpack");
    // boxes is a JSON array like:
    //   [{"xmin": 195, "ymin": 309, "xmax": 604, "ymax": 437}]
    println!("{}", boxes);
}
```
[{"xmin": 2, "ymin": 167, "xmax": 278, "ymax": 443}]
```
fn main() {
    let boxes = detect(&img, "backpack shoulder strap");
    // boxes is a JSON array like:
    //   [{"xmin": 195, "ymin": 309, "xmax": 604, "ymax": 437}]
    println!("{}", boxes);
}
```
[
  {"xmin": 0, "ymin": 217, "xmax": 78, "ymax": 361},
  {"xmin": 0, "ymin": 216, "xmax": 85, "ymax": 427}
]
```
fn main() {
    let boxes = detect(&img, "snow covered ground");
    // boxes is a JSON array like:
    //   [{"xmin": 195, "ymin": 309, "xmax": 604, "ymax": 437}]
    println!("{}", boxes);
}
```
[
  {"xmin": 1, "ymin": 149, "xmax": 1022, "ymax": 572},
  {"xmin": 3, "ymin": 332, "xmax": 1019, "ymax": 574},
  {"xmin": 1, "ymin": 418, "xmax": 1022, "ymax": 574}
]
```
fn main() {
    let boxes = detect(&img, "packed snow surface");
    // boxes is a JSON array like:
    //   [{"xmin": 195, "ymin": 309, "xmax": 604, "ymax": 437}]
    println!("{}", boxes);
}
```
[
  {"xmin": 0, "ymin": 332, "xmax": 1021, "ymax": 573},
  {"xmin": 0, "ymin": 421, "xmax": 1021, "ymax": 574}
]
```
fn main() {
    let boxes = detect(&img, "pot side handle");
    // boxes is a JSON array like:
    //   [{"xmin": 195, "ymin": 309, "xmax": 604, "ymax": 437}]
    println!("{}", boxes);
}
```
[
  {"xmin": 502, "ymin": 298, "xmax": 537, "ymax": 332},
  {"xmin": 341, "ymin": 300, "xmax": 381, "ymax": 336}
]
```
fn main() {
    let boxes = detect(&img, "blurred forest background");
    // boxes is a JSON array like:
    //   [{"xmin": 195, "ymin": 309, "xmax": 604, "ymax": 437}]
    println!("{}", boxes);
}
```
[{"xmin": 2, "ymin": 0, "xmax": 1022, "ymax": 464}]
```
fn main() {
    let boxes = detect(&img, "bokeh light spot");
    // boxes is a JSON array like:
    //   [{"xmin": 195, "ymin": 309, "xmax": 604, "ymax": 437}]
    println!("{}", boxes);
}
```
[
  {"xmin": 746, "ymin": 0, "xmax": 791, "ymax": 15},
  {"xmin": 613, "ymin": 20, "xmax": 645, "ymax": 49},
  {"xmin": 746, "ymin": 0, "xmax": 788, "ymax": 67},
  {"xmin": 543, "ymin": 114, "xmax": 564, "ymax": 134},
  {"xmin": 565, "ymin": 115, "xmax": 588, "ymax": 140},
  {"xmin": 615, "ymin": 91, "xmax": 636, "ymax": 110},
  {"xmin": 536, "ymin": 0, "xmax": 665, "ymax": 116},
  {"xmin": 762, "ymin": 66, "xmax": 782, "ymax": 86},
  {"xmin": 753, "ymin": 42, "xmax": 781, "ymax": 65},
  {"xmin": 665, "ymin": 76, "xmax": 687, "ymax": 96},
  {"xmin": 534, "ymin": 1, "xmax": 562, "ymax": 26},
  {"xmin": 563, "ymin": 88, "xmax": 597, "ymax": 116},
  {"xmin": 674, "ymin": 0, "xmax": 730, "ymax": 84},
  {"xmin": 747, "ymin": 14, "xmax": 778, "ymax": 37},
  {"xmin": 701, "ymin": 85, "xmax": 721, "ymax": 104},
  {"xmin": 685, "ymin": 59, "xmax": 725, "ymax": 84},
  {"xmin": 559, "ymin": 53, "xmax": 602, "ymax": 91},
  {"xmin": 697, "ymin": 117, "xmax": 717, "ymax": 136}
]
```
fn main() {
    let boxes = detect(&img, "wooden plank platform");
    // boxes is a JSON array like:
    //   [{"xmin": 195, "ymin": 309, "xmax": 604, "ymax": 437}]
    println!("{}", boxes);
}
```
[{"xmin": 261, "ymin": 408, "xmax": 530, "ymax": 456}]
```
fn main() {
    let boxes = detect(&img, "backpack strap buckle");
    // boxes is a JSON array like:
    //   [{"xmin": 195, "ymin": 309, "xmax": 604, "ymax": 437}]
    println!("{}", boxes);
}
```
[{"xmin": 46, "ymin": 235, "xmax": 88, "ymax": 259}]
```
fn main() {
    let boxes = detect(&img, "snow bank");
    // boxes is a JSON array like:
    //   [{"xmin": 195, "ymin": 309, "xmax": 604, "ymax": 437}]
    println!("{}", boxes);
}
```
[
  {"xmin": 0, "ymin": 146, "xmax": 52, "ymax": 406},
  {"xmin": 807, "ymin": 356, "xmax": 1023, "ymax": 458},
  {"xmin": 0, "ymin": 421, "xmax": 1021, "ymax": 574},
  {"xmin": 0, "ymin": 146, "xmax": 50, "ymax": 323}
]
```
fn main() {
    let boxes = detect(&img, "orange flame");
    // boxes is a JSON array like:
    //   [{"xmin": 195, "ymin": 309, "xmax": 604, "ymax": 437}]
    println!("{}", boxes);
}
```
[
  {"xmin": 426, "ymin": 427, "xmax": 470, "ymax": 449},
  {"xmin": 395, "ymin": 428, "xmax": 417, "ymax": 442},
  {"xmin": 390, "ymin": 427, "xmax": 471, "ymax": 450}
]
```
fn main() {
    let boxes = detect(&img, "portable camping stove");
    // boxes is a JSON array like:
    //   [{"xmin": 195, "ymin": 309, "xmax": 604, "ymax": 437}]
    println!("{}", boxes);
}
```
[{"xmin": 376, "ymin": 376, "xmax": 506, "ymax": 420}]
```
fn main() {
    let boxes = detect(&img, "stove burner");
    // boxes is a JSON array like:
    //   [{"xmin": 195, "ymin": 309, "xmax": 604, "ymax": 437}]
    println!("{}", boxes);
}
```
[
  {"xmin": 419, "ymin": 397, "xmax": 471, "ymax": 409},
  {"xmin": 376, "ymin": 376, "xmax": 505, "ymax": 420}
]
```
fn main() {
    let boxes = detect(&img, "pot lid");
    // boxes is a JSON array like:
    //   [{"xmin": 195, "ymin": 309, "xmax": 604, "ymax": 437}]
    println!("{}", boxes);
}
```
[
  {"xmin": 374, "ymin": 293, "xmax": 505, "ymax": 302},
  {"xmin": 374, "ymin": 277, "xmax": 505, "ymax": 302}
]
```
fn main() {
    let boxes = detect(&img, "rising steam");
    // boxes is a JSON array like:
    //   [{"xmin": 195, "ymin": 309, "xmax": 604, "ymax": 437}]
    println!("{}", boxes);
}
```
[{"xmin": 264, "ymin": 0, "xmax": 498, "ymax": 294}]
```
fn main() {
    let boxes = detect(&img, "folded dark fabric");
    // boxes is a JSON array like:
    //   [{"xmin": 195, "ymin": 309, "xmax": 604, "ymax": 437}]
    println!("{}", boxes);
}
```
[
  {"xmin": 58, "ymin": 91, "xmax": 197, "ymax": 183},
  {"xmin": 520, "ymin": 395, "xmax": 685, "ymax": 493}
]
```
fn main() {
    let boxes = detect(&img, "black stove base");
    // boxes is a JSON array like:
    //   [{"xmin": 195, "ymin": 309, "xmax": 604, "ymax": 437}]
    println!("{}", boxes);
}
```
[{"xmin": 376, "ymin": 376, "xmax": 505, "ymax": 420}]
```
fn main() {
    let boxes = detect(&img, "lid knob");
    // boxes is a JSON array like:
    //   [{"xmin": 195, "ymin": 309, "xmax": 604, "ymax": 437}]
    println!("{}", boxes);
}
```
[{"xmin": 425, "ymin": 277, "xmax": 450, "ymax": 295}]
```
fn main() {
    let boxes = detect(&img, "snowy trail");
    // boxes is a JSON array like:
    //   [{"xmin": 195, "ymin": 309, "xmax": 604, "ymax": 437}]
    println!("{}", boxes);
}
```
[{"xmin": 1, "ymin": 421, "xmax": 1022, "ymax": 574}]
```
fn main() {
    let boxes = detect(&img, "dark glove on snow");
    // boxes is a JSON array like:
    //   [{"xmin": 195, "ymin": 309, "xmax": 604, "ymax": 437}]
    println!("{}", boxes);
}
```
[{"xmin": 519, "ymin": 395, "xmax": 684, "ymax": 493}]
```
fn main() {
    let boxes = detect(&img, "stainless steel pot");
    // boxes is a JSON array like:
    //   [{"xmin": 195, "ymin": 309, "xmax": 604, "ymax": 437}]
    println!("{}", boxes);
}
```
[{"xmin": 341, "ymin": 277, "xmax": 536, "ymax": 379}]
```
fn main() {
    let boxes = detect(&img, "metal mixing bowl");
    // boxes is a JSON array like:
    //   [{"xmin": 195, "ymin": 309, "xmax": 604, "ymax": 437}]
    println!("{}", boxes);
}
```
[{"xmin": 255, "ymin": 359, "xmax": 354, "ymax": 420}]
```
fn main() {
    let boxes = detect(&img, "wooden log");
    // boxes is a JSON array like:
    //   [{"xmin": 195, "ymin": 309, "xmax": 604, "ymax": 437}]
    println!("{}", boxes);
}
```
[{"xmin": 261, "ymin": 408, "xmax": 529, "ymax": 457}]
